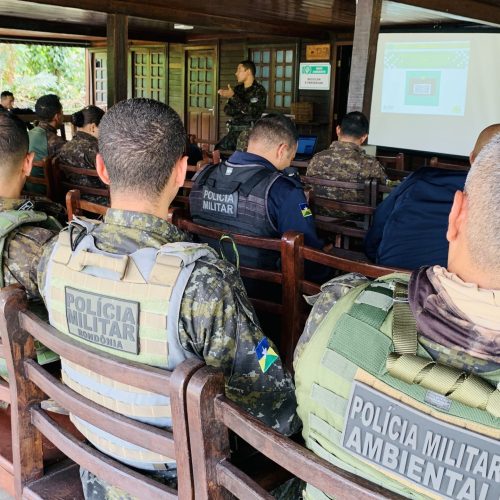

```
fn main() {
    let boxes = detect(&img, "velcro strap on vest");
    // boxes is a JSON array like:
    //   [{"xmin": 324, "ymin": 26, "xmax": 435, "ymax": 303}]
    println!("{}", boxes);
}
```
[
  {"xmin": 392, "ymin": 281, "xmax": 418, "ymax": 355},
  {"xmin": 348, "ymin": 282, "xmax": 394, "ymax": 329}
]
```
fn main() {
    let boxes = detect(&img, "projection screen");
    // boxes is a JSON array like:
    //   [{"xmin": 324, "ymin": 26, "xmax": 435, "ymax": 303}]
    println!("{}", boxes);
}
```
[{"xmin": 369, "ymin": 32, "xmax": 500, "ymax": 157}]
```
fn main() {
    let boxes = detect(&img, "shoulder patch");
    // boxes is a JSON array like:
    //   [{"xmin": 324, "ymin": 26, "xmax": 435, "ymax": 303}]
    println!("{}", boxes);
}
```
[
  {"xmin": 256, "ymin": 337, "xmax": 278, "ymax": 373},
  {"xmin": 299, "ymin": 202, "xmax": 312, "ymax": 217}
]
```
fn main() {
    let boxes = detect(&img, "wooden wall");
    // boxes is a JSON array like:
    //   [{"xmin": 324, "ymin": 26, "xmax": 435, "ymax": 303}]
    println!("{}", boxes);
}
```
[
  {"xmin": 217, "ymin": 40, "xmax": 246, "ymax": 140},
  {"xmin": 167, "ymin": 43, "xmax": 185, "ymax": 120}
]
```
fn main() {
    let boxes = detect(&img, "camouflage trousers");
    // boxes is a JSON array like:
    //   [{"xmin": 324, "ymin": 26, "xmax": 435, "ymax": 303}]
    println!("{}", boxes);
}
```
[
  {"xmin": 216, "ymin": 125, "xmax": 251, "ymax": 152},
  {"xmin": 80, "ymin": 466, "xmax": 177, "ymax": 500}
]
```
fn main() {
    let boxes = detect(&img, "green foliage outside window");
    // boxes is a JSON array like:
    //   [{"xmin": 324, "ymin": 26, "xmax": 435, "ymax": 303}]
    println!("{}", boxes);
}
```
[{"xmin": 0, "ymin": 43, "xmax": 85, "ymax": 112}]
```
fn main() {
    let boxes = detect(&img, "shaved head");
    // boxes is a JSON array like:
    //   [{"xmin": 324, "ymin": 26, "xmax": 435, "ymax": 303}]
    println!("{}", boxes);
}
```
[{"xmin": 470, "ymin": 123, "xmax": 500, "ymax": 164}]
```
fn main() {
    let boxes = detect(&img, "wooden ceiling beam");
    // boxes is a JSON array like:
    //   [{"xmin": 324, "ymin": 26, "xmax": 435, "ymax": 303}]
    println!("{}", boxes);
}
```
[
  {"xmin": 392, "ymin": 0, "xmax": 500, "ymax": 25},
  {"xmin": 22, "ymin": 0, "xmax": 333, "ymax": 38},
  {"xmin": 0, "ymin": 16, "xmax": 106, "ymax": 37}
]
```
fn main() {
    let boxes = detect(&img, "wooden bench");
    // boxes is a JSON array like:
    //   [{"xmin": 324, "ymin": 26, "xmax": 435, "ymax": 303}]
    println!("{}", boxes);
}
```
[
  {"xmin": 0, "ymin": 285, "xmax": 203, "ymax": 499},
  {"xmin": 52, "ymin": 158, "xmax": 110, "ymax": 206},
  {"xmin": 187, "ymin": 365, "xmax": 403, "ymax": 499}
]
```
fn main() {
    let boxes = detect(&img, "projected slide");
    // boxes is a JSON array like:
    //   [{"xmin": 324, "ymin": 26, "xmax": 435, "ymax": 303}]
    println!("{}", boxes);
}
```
[{"xmin": 381, "ymin": 41, "xmax": 470, "ymax": 116}]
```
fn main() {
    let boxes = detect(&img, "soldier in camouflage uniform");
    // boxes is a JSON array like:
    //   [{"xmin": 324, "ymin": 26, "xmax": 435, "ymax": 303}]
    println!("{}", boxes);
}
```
[
  {"xmin": 0, "ymin": 112, "xmax": 63, "ymax": 384},
  {"xmin": 216, "ymin": 60, "xmax": 267, "ymax": 152},
  {"xmin": 0, "ymin": 112, "xmax": 62, "ymax": 300},
  {"xmin": 294, "ymin": 135, "xmax": 500, "ymax": 499},
  {"xmin": 38, "ymin": 98, "xmax": 299, "ymax": 500},
  {"xmin": 57, "ymin": 105, "xmax": 108, "ymax": 205},
  {"xmin": 306, "ymin": 111, "xmax": 386, "ymax": 218}
]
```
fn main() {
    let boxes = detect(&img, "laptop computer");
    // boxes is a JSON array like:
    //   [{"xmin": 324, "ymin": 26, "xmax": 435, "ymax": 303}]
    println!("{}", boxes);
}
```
[{"xmin": 294, "ymin": 135, "xmax": 318, "ymax": 161}]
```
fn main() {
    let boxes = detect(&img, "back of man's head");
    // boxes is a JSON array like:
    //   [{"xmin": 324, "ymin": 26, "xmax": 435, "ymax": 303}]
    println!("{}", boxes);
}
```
[
  {"xmin": 98, "ymin": 98, "xmax": 186, "ymax": 197},
  {"xmin": 339, "ymin": 111, "xmax": 369, "ymax": 139},
  {"xmin": 248, "ymin": 113, "xmax": 298, "ymax": 149},
  {"xmin": 0, "ymin": 112, "xmax": 28, "ymax": 175},
  {"xmin": 35, "ymin": 94, "xmax": 62, "ymax": 121},
  {"xmin": 470, "ymin": 123, "xmax": 500, "ymax": 164},
  {"xmin": 464, "ymin": 133, "xmax": 500, "ymax": 273},
  {"xmin": 239, "ymin": 60, "xmax": 256, "ymax": 77}
]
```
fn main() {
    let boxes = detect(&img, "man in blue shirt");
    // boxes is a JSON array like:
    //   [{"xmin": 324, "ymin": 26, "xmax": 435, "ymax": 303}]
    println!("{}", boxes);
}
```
[
  {"xmin": 190, "ymin": 113, "xmax": 324, "ymax": 271},
  {"xmin": 364, "ymin": 123, "xmax": 500, "ymax": 269}
]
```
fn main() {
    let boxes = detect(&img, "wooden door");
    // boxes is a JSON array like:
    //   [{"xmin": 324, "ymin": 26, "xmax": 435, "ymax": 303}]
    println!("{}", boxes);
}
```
[{"xmin": 186, "ymin": 48, "xmax": 217, "ymax": 143}]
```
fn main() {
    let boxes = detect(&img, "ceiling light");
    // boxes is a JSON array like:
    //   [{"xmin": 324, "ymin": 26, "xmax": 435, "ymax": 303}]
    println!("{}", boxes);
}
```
[{"xmin": 174, "ymin": 24, "xmax": 194, "ymax": 30}]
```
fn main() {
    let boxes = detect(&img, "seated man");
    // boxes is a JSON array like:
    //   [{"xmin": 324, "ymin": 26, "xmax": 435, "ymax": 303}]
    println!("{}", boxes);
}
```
[
  {"xmin": 38, "ymin": 99, "xmax": 298, "ymax": 498},
  {"xmin": 364, "ymin": 123, "xmax": 500, "ymax": 269},
  {"xmin": 190, "ymin": 113, "xmax": 324, "ymax": 270},
  {"xmin": 306, "ymin": 111, "xmax": 386, "ymax": 217},
  {"xmin": 295, "ymin": 134, "xmax": 500, "ymax": 499},
  {"xmin": 0, "ymin": 112, "xmax": 62, "ymax": 378},
  {"xmin": 0, "ymin": 90, "xmax": 14, "ymax": 111},
  {"xmin": 28, "ymin": 93, "xmax": 66, "ymax": 161}
]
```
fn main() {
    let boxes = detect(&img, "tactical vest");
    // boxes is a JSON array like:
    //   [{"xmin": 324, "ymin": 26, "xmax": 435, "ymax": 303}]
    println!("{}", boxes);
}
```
[
  {"xmin": 295, "ymin": 274, "xmax": 500, "ymax": 500},
  {"xmin": 0, "ymin": 210, "xmax": 62, "ymax": 379},
  {"xmin": 41, "ymin": 218, "xmax": 214, "ymax": 470},
  {"xmin": 190, "ymin": 161, "xmax": 300, "ymax": 268}
]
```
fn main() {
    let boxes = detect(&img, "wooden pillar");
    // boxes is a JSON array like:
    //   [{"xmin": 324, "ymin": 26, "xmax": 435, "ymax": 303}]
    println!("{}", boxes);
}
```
[
  {"xmin": 346, "ymin": 0, "xmax": 382, "ymax": 119},
  {"xmin": 107, "ymin": 14, "xmax": 128, "ymax": 107}
]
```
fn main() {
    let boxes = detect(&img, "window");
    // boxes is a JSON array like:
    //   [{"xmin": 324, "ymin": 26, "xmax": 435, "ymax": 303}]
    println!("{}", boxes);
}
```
[
  {"xmin": 250, "ymin": 46, "xmax": 295, "ymax": 111},
  {"xmin": 91, "ymin": 52, "xmax": 107, "ymax": 108},
  {"xmin": 132, "ymin": 48, "xmax": 166, "ymax": 101}
]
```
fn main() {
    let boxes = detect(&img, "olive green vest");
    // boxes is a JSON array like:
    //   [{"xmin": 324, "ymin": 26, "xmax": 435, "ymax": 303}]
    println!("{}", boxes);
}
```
[{"xmin": 295, "ymin": 274, "xmax": 500, "ymax": 500}]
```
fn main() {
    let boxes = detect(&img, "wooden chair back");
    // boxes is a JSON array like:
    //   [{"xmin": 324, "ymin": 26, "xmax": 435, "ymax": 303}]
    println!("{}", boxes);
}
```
[
  {"xmin": 0, "ymin": 285, "xmax": 203, "ymax": 499},
  {"xmin": 281, "ymin": 232, "xmax": 408, "ymax": 368},
  {"xmin": 429, "ymin": 157, "xmax": 470, "ymax": 171},
  {"xmin": 376, "ymin": 152, "xmax": 405, "ymax": 171},
  {"xmin": 301, "ymin": 177, "xmax": 374, "ymax": 249},
  {"xmin": 0, "ymin": 323, "xmax": 13, "ymax": 497},
  {"xmin": 52, "ymin": 158, "xmax": 110, "ymax": 206},
  {"xmin": 170, "ymin": 209, "xmax": 299, "ymax": 369},
  {"xmin": 66, "ymin": 189, "xmax": 108, "ymax": 221},
  {"xmin": 23, "ymin": 157, "xmax": 54, "ymax": 200},
  {"xmin": 186, "ymin": 365, "xmax": 403, "ymax": 500}
]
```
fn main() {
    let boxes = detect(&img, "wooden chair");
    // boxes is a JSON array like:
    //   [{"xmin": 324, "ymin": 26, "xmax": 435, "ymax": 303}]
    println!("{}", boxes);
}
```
[
  {"xmin": 172, "ymin": 179, "xmax": 194, "ymax": 210},
  {"xmin": 429, "ymin": 157, "xmax": 470, "ymax": 171},
  {"xmin": 376, "ymin": 152, "xmax": 405, "ymax": 171},
  {"xmin": 52, "ymin": 158, "xmax": 110, "ymax": 206},
  {"xmin": 66, "ymin": 189, "xmax": 107, "ymax": 221},
  {"xmin": 187, "ymin": 365, "xmax": 403, "ymax": 500},
  {"xmin": 170, "ymin": 209, "xmax": 299, "ymax": 370},
  {"xmin": 0, "ymin": 334, "xmax": 14, "ymax": 497},
  {"xmin": 0, "ymin": 285, "xmax": 203, "ymax": 499},
  {"xmin": 23, "ymin": 157, "xmax": 54, "ymax": 200},
  {"xmin": 282, "ymin": 232, "xmax": 409, "ymax": 359},
  {"xmin": 301, "ymin": 177, "xmax": 374, "ymax": 250}
]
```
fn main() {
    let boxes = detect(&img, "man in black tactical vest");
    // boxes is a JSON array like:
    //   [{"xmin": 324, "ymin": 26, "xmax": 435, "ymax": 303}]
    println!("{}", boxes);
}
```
[{"xmin": 190, "ymin": 113, "xmax": 324, "ymax": 271}]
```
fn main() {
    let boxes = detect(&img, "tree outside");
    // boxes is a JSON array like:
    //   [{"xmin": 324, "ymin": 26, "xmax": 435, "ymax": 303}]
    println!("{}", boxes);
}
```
[{"xmin": 0, "ymin": 43, "xmax": 86, "ymax": 113}]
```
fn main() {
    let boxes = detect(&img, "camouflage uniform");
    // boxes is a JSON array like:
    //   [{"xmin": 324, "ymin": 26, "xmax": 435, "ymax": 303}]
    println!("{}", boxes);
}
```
[
  {"xmin": 56, "ymin": 131, "xmax": 108, "ymax": 205},
  {"xmin": 217, "ymin": 81, "xmax": 267, "ymax": 152},
  {"xmin": 38, "ymin": 208, "xmax": 299, "ymax": 499},
  {"xmin": 306, "ymin": 141, "xmax": 387, "ymax": 218},
  {"xmin": 1, "ymin": 197, "xmax": 62, "ymax": 301},
  {"xmin": 0, "ymin": 197, "xmax": 63, "ymax": 383}
]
